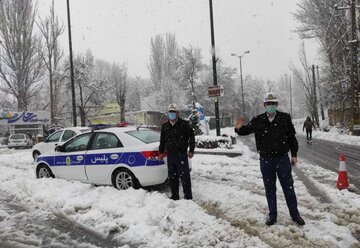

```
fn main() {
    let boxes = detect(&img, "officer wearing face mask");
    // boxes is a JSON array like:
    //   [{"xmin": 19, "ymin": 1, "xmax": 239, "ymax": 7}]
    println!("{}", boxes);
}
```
[
  {"xmin": 159, "ymin": 103, "xmax": 195, "ymax": 200},
  {"xmin": 234, "ymin": 93, "xmax": 305, "ymax": 226}
]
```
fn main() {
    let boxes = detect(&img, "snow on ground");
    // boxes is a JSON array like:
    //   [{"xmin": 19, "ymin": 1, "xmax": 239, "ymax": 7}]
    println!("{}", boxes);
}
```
[
  {"xmin": 0, "ymin": 142, "xmax": 359, "ymax": 247},
  {"xmin": 293, "ymin": 118, "xmax": 360, "ymax": 146}
]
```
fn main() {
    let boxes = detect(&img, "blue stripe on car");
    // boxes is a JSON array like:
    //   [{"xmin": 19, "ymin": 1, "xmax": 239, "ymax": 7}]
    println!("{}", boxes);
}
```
[{"xmin": 37, "ymin": 152, "xmax": 164, "ymax": 167}]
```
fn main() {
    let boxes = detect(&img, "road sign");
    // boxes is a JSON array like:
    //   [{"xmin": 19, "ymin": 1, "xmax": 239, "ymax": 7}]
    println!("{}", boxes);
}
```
[{"xmin": 208, "ymin": 85, "xmax": 224, "ymax": 97}]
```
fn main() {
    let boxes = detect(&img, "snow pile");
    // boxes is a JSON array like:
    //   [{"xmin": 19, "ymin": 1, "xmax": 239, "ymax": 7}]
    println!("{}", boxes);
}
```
[
  {"xmin": 195, "ymin": 135, "xmax": 232, "ymax": 149},
  {"xmin": 0, "ymin": 145, "xmax": 359, "ymax": 247}
]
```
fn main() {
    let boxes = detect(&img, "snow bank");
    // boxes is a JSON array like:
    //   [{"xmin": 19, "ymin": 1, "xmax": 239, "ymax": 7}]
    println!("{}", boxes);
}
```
[
  {"xmin": 0, "ymin": 144, "xmax": 359, "ymax": 247},
  {"xmin": 293, "ymin": 118, "xmax": 360, "ymax": 146}
]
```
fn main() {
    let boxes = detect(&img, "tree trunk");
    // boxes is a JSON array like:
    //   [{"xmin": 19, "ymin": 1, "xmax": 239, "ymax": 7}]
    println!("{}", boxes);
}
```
[{"xmin": 119, "ymin": 100, "xmax": 126, "ymax": 122}]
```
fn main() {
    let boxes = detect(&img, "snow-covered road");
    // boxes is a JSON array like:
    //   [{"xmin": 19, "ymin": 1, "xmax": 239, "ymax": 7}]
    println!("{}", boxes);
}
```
[{"xmin": 0, "ymin": 143, "xmax": 359, "ymax": 247}]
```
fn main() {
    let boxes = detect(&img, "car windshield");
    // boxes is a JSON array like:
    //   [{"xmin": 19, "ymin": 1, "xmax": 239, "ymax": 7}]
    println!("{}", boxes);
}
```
[
  {"xmin": 10, "ymin": 134, "xmax": 25, "ymax": 140},
  {"xmin": 126, "ymin": 130, "xmax": 160, "ymax": 144}
]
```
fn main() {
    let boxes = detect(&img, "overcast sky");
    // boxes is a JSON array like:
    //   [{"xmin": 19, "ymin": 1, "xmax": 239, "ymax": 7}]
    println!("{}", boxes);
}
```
[{"xmin": 37, "ymin": 0, "xmax": 320, "ymax": 82}]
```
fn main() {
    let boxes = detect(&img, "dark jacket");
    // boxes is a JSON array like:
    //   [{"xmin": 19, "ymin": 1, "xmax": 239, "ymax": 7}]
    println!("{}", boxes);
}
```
[
  {"xmin": 303, "ymin": 120, "xmax": 315, "ymax": 131},
  {"xmin": 235, "ymin": 111, "xmax": 298, "ymax": 157},
  {"xmin": 159, "ymin": 118, "xmax": 195, "ymax": 155}
]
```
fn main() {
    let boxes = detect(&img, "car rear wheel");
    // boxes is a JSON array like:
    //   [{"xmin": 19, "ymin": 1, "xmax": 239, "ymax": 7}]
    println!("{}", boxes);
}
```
[
  {"xmin": 33, "ymin": 151, "xmax": 41, "ymax": 162},
  {"xmin": 36, "ymin": 164, "xmax": 54, "ymax": 178},
  {"xmin": 112, "ymin": 168, "xmax": 139, "ymax": 190}
]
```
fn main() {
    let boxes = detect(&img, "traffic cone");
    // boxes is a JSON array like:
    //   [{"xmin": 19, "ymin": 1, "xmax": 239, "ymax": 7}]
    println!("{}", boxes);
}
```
[{"xmin": 336, "ymin": 153, "xmax": 349, "ymax": 190}]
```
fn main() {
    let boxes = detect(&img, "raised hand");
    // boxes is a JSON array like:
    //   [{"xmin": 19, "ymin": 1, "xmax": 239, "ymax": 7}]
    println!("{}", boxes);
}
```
[{"xmin": 235, "ymin": 117, "xmax": 245, "ymax": 129}]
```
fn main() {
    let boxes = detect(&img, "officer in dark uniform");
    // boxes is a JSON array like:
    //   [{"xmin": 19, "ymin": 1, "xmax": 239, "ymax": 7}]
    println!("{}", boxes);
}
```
[
  {"xmin": 234, "ymin": 93, "xmax": 305, "ymax": 226},
  {"xmin": 159, "ymin": 103, "xmax": 195, "ymax": 200}
]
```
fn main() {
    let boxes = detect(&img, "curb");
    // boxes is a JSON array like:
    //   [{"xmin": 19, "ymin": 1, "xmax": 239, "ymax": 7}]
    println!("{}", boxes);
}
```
[{"xmin": 195, "ymin": 151, "xmax": 242, "ymax": 157}]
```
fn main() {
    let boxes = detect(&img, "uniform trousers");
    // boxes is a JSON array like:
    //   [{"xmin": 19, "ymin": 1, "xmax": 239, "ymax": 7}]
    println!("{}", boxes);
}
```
[
  {"xmin": 260, "ymin": 155, "xmax": 300, "ymax": 219},
  {"xmin": 167, "ymin": 153, "xmax": 192, "ymax": 200}
]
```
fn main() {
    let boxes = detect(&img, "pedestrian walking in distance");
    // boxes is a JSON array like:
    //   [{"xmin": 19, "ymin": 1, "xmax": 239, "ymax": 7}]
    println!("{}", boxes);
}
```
[
  {"xmin": 234, "ymin": 93, "xmax": 305, "ymax": 226},
  {"xmin": 303, "ymin": 116, "xmax": 316, "ymax": 143},
  {"xmin": 159, "ymin": 103, "xmax": 195, "ymax": 200}
]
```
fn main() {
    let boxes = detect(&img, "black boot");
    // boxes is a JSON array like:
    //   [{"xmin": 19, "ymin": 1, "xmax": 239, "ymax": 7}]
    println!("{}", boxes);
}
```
[
  {"xmin": 265, "ymin": 217, "xmax": 277, "ymax": 226},
  {"xmin": 169, "ymin": 195, "xmax": 179, "ymax": 200},
  {"xmin": 292, "ymin": 215, "xmax": 305, "ymax": 225}
]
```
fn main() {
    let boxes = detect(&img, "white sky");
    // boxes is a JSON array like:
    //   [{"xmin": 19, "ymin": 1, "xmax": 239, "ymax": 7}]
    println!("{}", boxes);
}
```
[{"xmin": 37, "ymin": 0, "xmax": 320, "ymax": 81}]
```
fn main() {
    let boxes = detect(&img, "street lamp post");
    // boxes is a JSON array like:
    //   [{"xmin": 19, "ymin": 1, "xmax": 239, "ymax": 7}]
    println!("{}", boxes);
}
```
[{"xmin": 231, "ymin": 51, "xmax": 250, "ymax": 116}]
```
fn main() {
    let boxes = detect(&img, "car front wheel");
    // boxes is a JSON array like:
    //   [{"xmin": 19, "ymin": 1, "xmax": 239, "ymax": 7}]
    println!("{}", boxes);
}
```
[
  {"xmin": 36, "ymin": 164, "xmax": 54, "ymax": 178},
  {"xmin": 112, "ymin": 168, "xmax": 139, "ymax": 190}
]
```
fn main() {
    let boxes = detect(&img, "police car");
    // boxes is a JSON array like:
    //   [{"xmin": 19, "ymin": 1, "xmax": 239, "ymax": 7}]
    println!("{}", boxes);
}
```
[
  {"xmin": 35, "ymin": 127, "xmax": 168, "ymax": 190},
  {"xmin": 32, "ymin": 127, "xmax": 91, "ymax": 161}
]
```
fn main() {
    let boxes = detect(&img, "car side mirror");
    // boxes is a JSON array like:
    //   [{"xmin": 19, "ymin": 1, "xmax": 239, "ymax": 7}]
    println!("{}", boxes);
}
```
[{"xmin": 55, "ymin": 145, "xmax": 63, "ymax": 152}]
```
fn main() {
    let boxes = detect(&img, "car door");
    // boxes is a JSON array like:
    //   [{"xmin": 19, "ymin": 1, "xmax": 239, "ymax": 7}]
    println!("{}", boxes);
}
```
[
  {"xmin": 54, "ymin": 132, "xmax": 92, "ymax": 181},
  {"xmin": 60, "ymin": 130, "xmax": 77, "ymax": 143},
  {"xmin": 44, "ymin": 130, "xmax": 64, "ymax": 152},
  {"xmin": 84, "ymin": 132, "xmax": 124, "ymax": 184}
]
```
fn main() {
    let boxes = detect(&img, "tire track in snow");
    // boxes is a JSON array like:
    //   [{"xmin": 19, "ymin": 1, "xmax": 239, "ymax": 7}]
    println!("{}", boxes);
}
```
[
  {"xmin": 0, "ymin": 191, "xmax": 123, "ymax": 248},
  {"xmin": 199, "ymin": 201, "xmax": 335, "ymax": 248},
  {"xmin": 192, "ymin": 169, "xmax": 358, "ymax": 247},
  {"xmin": 0, "ymin": 164, "xmax": 132, "ymax": 248}
]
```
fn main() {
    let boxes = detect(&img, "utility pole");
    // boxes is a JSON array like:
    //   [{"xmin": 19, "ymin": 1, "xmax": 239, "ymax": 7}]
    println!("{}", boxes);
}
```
[
  {"xmin": 66, "ymin": 0, "xmax": 77, "ymax": 127},
  {"xmin": 335, "ymin": 0, "xmax": 360, "ymax": 134},
  {"xmin": 312, "ymin": 65, "xmax": 320, "ymax": 127},
  {"xmin": 316, "ymin": 65, "xmax": 325, "ymax": 120},
  {"xmin": 289, "ymin": 75, "xmax": 292, "ymax": 117},
  {"xmin": 231, "ymin": 51, "xmax": 249, "ymax": 117},
  {"xmin": 239, "ymin": 56, "xmax": 245, "ymax": 116},
  {"xmin": 208, "ymin": 0, "xmax": 220, "ymax": 136},
  {"xmin": 350, "ymin": 0, "xmax": 360, "ymax": 134}
]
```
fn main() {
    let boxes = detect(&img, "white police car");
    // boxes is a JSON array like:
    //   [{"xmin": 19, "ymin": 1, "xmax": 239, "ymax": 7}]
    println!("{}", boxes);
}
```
[
  {"xmin": 35, "ymin": 127, "xmax": 168, "ymax": 190},
  {"xmin": 32, "ymin": 127, "xmax": 90, "ymax": 161}
]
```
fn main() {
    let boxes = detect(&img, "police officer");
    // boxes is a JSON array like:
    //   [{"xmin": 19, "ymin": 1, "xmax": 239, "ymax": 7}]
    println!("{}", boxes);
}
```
[
  {"xmin": 234, "ymin": 93, "xmax": 305, "ymax": 226},
  {"xmin": 159, "ymin": 103, "xmax": 195, "ymax": 200}
]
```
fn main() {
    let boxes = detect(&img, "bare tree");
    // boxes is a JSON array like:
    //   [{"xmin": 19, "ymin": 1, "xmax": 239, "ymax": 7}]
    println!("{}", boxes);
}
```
[
  {"xmin": 37, "ymin": 0, "xmax": 64, "ymax": 124},
  {"xmin": 175, "ymin": 46, "xmax": 203, "ymax": 108},
  {"xmin": 72, "ymin": 50, "xmax": 105, "ymax": 126},
  {"xmin": 290, "ymin": 42, "xmax": 320, "ymax": 125},
  {"xmin": 110, "ymin": 63, "xmax": 128, "ymax": 122},
  {"xmin": 0, "ymin": 0, "xmax": 44, "ymax": 111},
  {"xmin": 148, "ymin": 35, "xmax": 165, "ymax": 90},
  {"xmin": 148, "ymin": 33, "xmax": 182, "ymax": 111},
  {"xmin": 126, "ymin": 76, "xmax": 149, "ymax": 111},
  {"xmin": 294, "ymin": 0, "xmax": 351, "ymax": 125}
]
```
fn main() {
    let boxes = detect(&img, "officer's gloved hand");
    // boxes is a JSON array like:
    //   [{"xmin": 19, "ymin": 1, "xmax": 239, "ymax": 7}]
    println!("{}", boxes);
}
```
[
  {"xmin": 188, "ymin": 152, "xmax": 194, "ymax": 159},
  {"xmin": 291, "ymin": 157, "xmax": 298, "ymax": 166}
]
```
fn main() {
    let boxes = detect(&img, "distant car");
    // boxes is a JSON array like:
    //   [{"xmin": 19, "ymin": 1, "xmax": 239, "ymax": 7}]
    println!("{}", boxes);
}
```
[
  {"xmin": 8, "ymin": 133, "xmax": 34, "ymax": 149},
  {"xmin": 35, "ymin": 127, "xmax": 168, "ymax": 190},
  {"xmin": 32, "ymin": 127, "xmax": 90, "ymax": 161}
]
